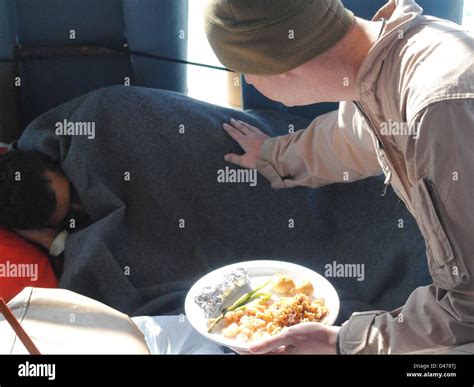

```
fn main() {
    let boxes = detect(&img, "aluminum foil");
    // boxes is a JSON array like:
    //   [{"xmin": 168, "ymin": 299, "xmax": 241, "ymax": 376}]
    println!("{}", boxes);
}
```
[{"xmin": 195, "ymin": 268, "xmax": 251, "ymax": 318}]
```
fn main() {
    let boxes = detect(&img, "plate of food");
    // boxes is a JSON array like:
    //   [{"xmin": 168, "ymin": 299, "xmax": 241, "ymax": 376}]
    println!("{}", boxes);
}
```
[{"xmin": 185, "ymin": 260, "xmax": 339, "ymax": 351}]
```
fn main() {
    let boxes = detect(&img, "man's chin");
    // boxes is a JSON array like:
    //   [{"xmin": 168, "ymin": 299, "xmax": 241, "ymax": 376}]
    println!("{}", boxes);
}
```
[{"xmin": 280, "ymin": 97, "xmax": 315, "ymax": 107}]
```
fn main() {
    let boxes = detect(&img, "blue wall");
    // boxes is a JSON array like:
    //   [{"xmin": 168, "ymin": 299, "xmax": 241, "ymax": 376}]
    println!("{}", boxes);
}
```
[{"xmin": 0, "ymin": 0, "xmax": 188, "ymax": 136}]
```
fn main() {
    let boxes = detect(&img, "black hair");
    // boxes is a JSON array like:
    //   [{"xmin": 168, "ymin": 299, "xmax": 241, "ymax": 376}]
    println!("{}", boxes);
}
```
[{"xmin": 0, "ymin": 150, "xmax": 59, "ymax": 229}]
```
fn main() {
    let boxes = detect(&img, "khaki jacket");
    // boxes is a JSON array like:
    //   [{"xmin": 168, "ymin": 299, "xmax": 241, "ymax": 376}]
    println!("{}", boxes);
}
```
[{"xmin": 257, "ymin": 0, "xmax": 474, "ymax": 354}]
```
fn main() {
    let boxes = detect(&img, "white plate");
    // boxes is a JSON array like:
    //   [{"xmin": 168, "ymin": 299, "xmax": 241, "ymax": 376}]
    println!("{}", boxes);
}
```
[{"xmin": 185, "ymin": 260, "xmax": 340, "ymax": 351}]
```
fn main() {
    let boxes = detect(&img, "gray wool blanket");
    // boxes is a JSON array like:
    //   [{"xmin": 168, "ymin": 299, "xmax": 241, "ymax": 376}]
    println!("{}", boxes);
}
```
[{"xmin": 17, "ymin": 86, "xmax": 431, "ymax": 322}]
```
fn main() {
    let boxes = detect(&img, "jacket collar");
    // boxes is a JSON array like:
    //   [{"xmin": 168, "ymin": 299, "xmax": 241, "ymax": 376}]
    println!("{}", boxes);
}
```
[{"xmin": 355, "ymin": 0, "xmax": 423, "ymax": 97}]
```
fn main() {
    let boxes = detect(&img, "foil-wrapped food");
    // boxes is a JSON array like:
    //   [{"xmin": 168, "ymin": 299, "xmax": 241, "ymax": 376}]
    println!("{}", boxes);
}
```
[{"xmin": 195, "ymin": 268, "xmax": 252, "ymax": 318}]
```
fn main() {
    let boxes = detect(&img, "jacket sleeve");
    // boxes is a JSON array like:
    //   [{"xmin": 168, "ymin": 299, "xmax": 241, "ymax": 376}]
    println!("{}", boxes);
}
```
[
  {"xmin": 339, "ymin": 99, "xmax": 474, "ymax": 354},
  {"xmin": 256, "ymin": 102, "xmax": 383, "ymax": 190}
]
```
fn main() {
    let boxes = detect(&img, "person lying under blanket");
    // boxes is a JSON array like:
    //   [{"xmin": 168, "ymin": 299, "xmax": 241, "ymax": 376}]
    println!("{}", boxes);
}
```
[
  {"xmin": 1, "ymin": 85, "xmax": 429, "ymax": 320},
  {"xmin": 0, "ymin": 150, "xmax": 89, "ymax": 276}
]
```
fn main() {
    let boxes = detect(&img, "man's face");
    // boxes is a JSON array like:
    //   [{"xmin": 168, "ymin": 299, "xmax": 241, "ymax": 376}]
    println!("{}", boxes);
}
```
[
  {"xmin": 44, "ymin": 170, "xmax": 72, "ymax": 227},
  {"xmin": 244, "ymin": 72, "xmax": 329, "ymax": 107},
  {"xmin": 243, "ymin": 49, "xmax": 349, "ymax": 106},
  {"xmin": 244, "ymin": 74, "xmax": 298, "ymax": 107}
]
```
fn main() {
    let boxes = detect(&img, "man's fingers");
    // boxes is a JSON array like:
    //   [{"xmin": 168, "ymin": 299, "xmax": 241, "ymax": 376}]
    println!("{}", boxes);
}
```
[
  {"xmin": 231, "ymin": 118, "xmax": 262, "ymax": 134},
  {"xmin": 223, "ymin": 123, "xmax": 245, "ymax": 142},
  {"xmin": 248, "ymin": 331, "xmax": 295, "ymax": 354},
  {"xmin": 237, "ymin": 120, "xmax": 263, "ymax": 134},
  {"xmin": 224, "ymin": 153, "xmax": 243, "ymax": 166},
  {"xmin": 265, "ymin": 346, "xmax": 291, "ymax": 355},
  {"xmin": 229, "ymin": 118, "xmax": 253, "ymax": 135},
  {"xmin": 223, "ymin": 120, "xmax": 262, "ymax": 169}
]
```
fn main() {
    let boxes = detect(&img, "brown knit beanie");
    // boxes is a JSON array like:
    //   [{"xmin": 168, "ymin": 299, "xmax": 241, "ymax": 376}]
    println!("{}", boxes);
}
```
[{"xmin": 205, "ymin": 0, "xmax": 355, "ymax": 74}]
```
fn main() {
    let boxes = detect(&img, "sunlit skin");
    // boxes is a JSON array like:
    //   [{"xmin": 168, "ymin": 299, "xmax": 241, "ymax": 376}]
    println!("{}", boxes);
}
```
[{"xmin": 44, "ymin": 170, "xmax": 72, "ymax": 227}]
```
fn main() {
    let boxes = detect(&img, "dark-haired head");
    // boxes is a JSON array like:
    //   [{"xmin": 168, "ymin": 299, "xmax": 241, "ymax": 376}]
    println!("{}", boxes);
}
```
[{"xmin": 0, "ymin": 150, "xmax": 70, "ymax": 229}]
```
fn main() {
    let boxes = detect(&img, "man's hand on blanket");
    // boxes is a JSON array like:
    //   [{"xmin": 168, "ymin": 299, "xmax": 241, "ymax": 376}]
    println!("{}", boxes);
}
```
[
  {"xmin": 247, "ymin": 322, "xmax": 340, "ymax": 355},
  {"xmin": 15, "ymin": 228, "xmax": 59, "ymax": 251},
  {"xmin": 223, "ymin": 118, "xmax": 270, "ymax": 169}
]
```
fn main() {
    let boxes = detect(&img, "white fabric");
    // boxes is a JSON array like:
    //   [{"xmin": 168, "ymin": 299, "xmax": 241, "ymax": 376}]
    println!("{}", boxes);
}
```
[
  {"xmin": 49, "ymin": 230, "xmax": 69, "ymax": 257},
  {"xmin": 132, "ymin": 315, "xmax": 228, "ymax": 355}
]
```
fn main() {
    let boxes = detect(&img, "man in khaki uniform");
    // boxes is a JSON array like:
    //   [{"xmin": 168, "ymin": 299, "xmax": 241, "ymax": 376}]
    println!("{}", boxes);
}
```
[{"xmin": 204, "ymin": 0, "xmax": 474, "ymax": 354}]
